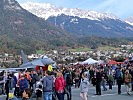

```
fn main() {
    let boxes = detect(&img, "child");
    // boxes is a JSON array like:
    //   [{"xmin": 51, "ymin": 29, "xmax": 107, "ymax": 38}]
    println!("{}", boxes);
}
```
[
  {"xmin": 35, "ymin": 81, "xmax": 43, "ymax": 100},
  {"xmin": 80, "ymin": 72, "xmax": 89, "ymax": 100},
  {"xmin": 22, "ymin": 88, "xmax": 32, "ymax": 100}
]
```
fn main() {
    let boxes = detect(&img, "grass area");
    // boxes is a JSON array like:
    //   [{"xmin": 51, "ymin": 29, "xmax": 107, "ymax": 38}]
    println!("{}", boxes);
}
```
[
  {"xmin": 98, "ymin": 46, "xmax": 121, "ymax": 51},
  {"xmin": 36, "ymin": 50, "xmax": 45, "ymax": 54},
  {"xmin": 69, "ymin": 47, "xmax": 91, "ymax": 52}
]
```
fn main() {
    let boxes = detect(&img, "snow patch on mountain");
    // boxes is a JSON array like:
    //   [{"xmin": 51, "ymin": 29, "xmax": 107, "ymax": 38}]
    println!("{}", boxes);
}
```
[
  {"xmin": 70, "ymin": 18, "xmax": 79, "ymax": 24},
  {"xmin": 20, "ymin": 2, "xmax": 118, "ymax": 21},
  {"xmin": 125, "ymin": 16, "xmax": 133, "ymax": 26},
  {"xmin": 125, "ymin": 21, "xmax": 133, "ymax": 26}
]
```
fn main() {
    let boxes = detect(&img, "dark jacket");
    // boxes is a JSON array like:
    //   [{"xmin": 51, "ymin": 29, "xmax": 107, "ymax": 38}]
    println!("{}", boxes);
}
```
[
  {"xmin": 22, "ymin": 98, "xmax": 30, "ymax": 100},
  {"xmin": 13, "ymin": 75, "xmax": 17, "ymax": 87},
  {"xmin": 96, "ymin": 72, "xmax": 102, "ymax": 83},
  {"xmin": 31, "ymin": 74, "xmax": 39, "ymax": 84}
]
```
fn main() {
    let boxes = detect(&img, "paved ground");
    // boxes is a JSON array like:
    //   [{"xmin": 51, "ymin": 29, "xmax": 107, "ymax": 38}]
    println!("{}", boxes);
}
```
[
  {"xmin": 71, "ymin": 85, "xmax": 133, "ymax": 100},
  {"xmin": 0, "ymin": 85, "xmax": 133, "ymax": 100}
]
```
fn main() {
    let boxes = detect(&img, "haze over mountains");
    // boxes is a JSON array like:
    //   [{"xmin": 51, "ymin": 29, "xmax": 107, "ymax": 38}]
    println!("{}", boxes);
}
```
[{"xmin": 21, "ymin": 2, "xmax": 133, "ymax": 38}]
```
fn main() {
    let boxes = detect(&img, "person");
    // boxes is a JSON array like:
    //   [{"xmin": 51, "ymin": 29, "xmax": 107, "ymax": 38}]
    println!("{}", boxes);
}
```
[
  {"xmin": 101, "ymin": 76, "xmax": 107, "ymax": 91},
  {"xmin": 0, "ymin": 71, "xmax": 5, "ymax": 95},
  {"xmin": 89, "ymin": 67, "xmax": 95, "ymax": 86},
  {"xmin": 101, "ymin": 69, "xmax": 107, "ymax": 91},
  {"xmin": 35, "ymin": 81, "xmax": 43, "ymax": 100},
  {"xmin": 130, "ymin": 68, "xmax": 133, "ymax": 91},
  {"xmin": 95, "ymin": 69, "xmax": 102, "ymax": 95},
  {"xmin": 5, "ymin": 74, "xmax": 15, "ymax": 100},
  {"xmin": 43, "ymin": 71, "xmax": 54, "ymax": 100},
  {"xmin": 115, "ymin": 68, "xmax": 123, "ymax": 94},
  {"xmin": 74, "ymin": 69, "xmax": 80, "ymax": 88},
  {"xmin": 22, "ymin": 88, "xmax": 32, "ymax": 100},
  {"xmin": 80, "ymin": 72, "xmax": 89, "ymax": 100},
  {"xmin": 55, "ymin": 72, "xmax": 66, "ymax": 100},
  {"xmin": 30, "ymin": 70, "xmax": 39, "ymax": 92},
  {"xmin": 124, "ymin": 70, "xmax": 132, "ymax": 95},
  {"xmin": 108, "ymin": 74, "xmax": 114, "ymax": 90},
  {"xmin": 64, "ymin": 68, "xmax": 73, "ymax": 100},
  {"xmin": 18, "ymin": 74, "xmax": 29, "ymax": 97},
  {"xmin": 12, "ymin": 73, "xmax": 18, "ymax": 96}
]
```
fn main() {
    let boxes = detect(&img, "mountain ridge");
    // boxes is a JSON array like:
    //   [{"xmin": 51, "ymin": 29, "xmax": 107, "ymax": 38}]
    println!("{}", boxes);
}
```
[
  {"xmin": 21, "ymin": 2, "xmax": 118, "ymax": 20},
  {"xmin": 20, "ymin": 2, "xmax": 133, "ymax": 38}
]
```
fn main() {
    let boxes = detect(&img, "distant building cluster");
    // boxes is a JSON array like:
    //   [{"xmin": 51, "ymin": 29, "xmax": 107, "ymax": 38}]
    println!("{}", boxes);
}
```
[{"xmin": 0, "ymin": 44, "xmax": 133, "ymax": 68}]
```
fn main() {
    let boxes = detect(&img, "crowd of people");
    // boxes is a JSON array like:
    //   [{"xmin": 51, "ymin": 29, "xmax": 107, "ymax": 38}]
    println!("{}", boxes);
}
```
[{"xmin": 0, "ymin": 61, "xmax": 133, "ymax": 100}]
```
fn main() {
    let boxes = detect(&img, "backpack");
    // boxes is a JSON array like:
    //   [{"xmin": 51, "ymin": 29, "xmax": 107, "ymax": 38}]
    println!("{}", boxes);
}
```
[
  {"xmin": 116, "ymin": 70, "xmax": 123, "ymax": 80},
  {"xmin": 66, "ymin": 73, "xmax": 73, "ymax": 85},
  {"xmin": 125, "ymin": 74, "xmax": 132, "ymax": 83}
]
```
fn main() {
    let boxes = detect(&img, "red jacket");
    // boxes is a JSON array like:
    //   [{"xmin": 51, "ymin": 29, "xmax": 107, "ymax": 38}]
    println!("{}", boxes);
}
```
[{"xmin": 55, "ymin": 76, "xmax": 66, "ymax": 92}]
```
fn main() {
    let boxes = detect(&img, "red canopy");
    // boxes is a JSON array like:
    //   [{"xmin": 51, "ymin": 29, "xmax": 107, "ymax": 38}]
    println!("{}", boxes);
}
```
[{"xmin": 108, "ymin": 60, "xmax": 123, "ymax": 65}]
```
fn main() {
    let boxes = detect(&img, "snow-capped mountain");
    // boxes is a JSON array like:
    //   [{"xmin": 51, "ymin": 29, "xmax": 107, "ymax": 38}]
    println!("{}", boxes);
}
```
[
  {"xmin": 2, "ymin": 0, "xmax": 22, "ymax": 10},
  {"xmin": 125, "ymin": 16, "xmax": 133, "ymax": 26},
  {"xmin": 20, "ymin": 2, "xmax": 133, "ymax": 38},
  {"xmin": 21, "ymin": 2, "xmax": 118, "ymax": 21}
]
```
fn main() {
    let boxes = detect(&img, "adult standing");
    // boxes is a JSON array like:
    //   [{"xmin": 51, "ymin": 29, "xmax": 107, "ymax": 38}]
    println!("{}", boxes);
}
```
[
  {"xmin": 95, "ymin": 69, "xmax": 102, "ymax": 95},
  {"xmin": 74, "ymin": 69, "xmax": 80, "ymax": 88},
  {"xmin": 115, "ymin": 68, "xmax": 123, "ymax": 94},
  {"xmin": 5, "ymin": 74, "xmax": 15, "ymax": 100},
  {"xmin": 130, "ymin": 67, "xmax": 133, "ymax": 91},
  {"xmin": 43, "ymin": 71, "xmax": 54, "ymax": 100},
  {"xmin": 124, "ymin": 70, "xmax": 132, "ymax": 95},
  {"xmin": 108, "ymin": 74, "xmax": 114, "ymax": 90},
  {"xmin": 12, "ymin": 73, "xmax": 18, "ymax": 96},
  {"xmin": 19, "ymin": 74, "xmax": 29, "ymax": 97},
  {"xmin": 101, "ymin": 69, "xmax": 107, "ymax": 91},
  {"xmin": 89, "ymin": 66, "xmax": 94, "ymax": 84},
  {"xmin": 30, "ymin": 70, "xmax": 39, "ymax": 92},
  {"xmin": 55, "ymin": 72, "xmax": 66, "ymax": 100},
  {"xmin": 64, "ymin": 67, "xmax": 74, "ymax": 100}
]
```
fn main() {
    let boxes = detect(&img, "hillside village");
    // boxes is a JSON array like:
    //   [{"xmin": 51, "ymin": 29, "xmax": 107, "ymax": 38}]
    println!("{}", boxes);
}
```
[{"xmin": 0, "ymin": 44, "xmax": 133, "ymax": 68}]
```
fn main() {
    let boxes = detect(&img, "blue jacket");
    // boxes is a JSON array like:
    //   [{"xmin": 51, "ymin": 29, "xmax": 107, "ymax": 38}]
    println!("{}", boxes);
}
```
[
  {"xmin": 43, "ymin": 76, "xmax": 54, "ymax": 92},
  {"xmin": 20, "ymin": 78, "xmax": 28, "ymax": 92}
]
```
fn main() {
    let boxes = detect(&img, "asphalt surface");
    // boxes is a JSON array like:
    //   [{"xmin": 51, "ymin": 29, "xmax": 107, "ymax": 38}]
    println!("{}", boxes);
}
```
[{"xmin": 0, "ymin": 85, "xmax": 133, "ymax": 100}]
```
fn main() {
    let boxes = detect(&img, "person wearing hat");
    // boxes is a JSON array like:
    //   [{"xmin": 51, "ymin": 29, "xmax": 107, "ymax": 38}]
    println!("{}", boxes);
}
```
[{"xmin": 124, "ymin": 69, "xmax": 132, "ymax": 95}]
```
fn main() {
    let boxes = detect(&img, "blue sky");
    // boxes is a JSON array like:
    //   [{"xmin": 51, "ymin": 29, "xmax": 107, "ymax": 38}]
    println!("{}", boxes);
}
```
[{"xmin": 16, "ymin": 0, "xmax": 133, "ymax": 19}]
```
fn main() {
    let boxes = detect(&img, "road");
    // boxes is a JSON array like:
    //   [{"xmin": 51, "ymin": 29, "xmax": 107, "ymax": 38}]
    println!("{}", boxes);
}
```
[
  {"xmin": 0, "ymin": 85, "xmax": 133, "ymax": 100},
  {"xmin": 71, "ymin": 85, "xmax": 133, "ymax": 100}
]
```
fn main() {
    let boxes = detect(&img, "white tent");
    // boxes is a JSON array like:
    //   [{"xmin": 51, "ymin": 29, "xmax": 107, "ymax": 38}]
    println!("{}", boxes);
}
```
[{"xmin": 82, "ymin": 58, "xmax": 99, "ymax": 64}]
